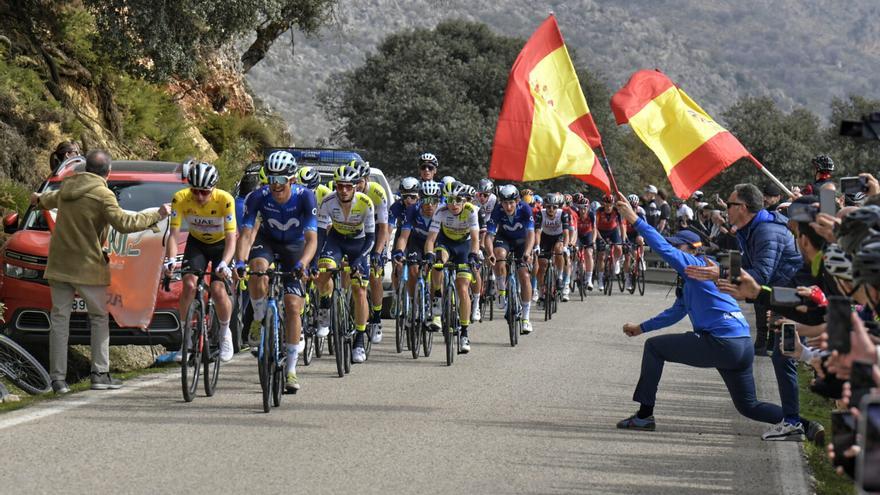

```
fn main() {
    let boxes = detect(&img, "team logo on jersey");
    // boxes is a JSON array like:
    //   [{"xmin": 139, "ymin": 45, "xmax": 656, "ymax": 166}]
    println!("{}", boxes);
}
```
[
  {"xmin": 502, "ymin": 223, "xmax": 524, "ymax": 231},
  {"xmin": 225, "ymin": 214, "xmax": 234, "ymax": 223},
  {"xmin": 267, "ymin": 217, "xmax": 300, "ymax": 231}
]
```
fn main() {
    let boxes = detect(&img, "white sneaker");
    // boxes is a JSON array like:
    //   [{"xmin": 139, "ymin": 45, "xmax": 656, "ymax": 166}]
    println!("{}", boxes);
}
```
[
  {"xmin": 460, "ymin": 336, "xmax": 471, "ymax": 353},
  {"xmin": 587, "ymin": 280, "xmax": 594, "ymax": 291},
  {"xmin": 371, "ymin": 324, "xmax": 383, "ymax": 344},
  {"xmin": 562, "ymin": 286, "xmax": 570, "ymax": 302},
  {"xmin": 625, "ymin": 274, "xmax": 632, "ymax": 290},
  {"xmin": 522, "ymin": 320, "xmax": 533, "ymax": 334},
  {"xmin": 531, "ymin": 291, "xmax": 539, "ymax": 302},
  {"xmin": 614, "ymin": 261, "xmax": 621, "ymax": 275},
  {"xmin": 318, "ymin": 308, "xmax": 330, "ymax": 337},
  {"xmin": 761, "ymin": 421, "xmax": 805, "ymax": 441},
  {"xmin": 473, "ymin": 306, "xmax": 482, "ymax": 322},
  {"xmin": 352, "ymin": 346, "xmax": 366, "ymax": 363},
  {"xmin": 219, "ymin": 333, "xmax": 234, "ymax": 362}
]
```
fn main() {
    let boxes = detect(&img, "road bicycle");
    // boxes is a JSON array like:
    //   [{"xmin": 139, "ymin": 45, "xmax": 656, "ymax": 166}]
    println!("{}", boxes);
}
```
[
  {"xmin": 479, "ymin": 258, "xmax": 495, "ymax": 321},
  {"xmin": 408, "ymin": 255, "xmax": 433, "ymax": 359},
  {"xmin": 501, "ymin": 251, "xmax": 525, "ymax": 347},
  {"xmin": 626, "ymin": 242, "xmax": 647, "ymax": 296},
  {"xmin": 435, "ymin": 260, "xmax": 475, "ymax": 366},
  {"xmin": 0, "ymin": 334, "xmax": 50, "ymax": 395},
  {"xmin": 164, "ymin": 269, "xmax": 229, "ymax": 403},
  {"xmin": 320, "ymin": 265, "xmax": 358, "ymax": 378},
  {"xmin": 392, "ymin": 257, "xmax": 410, "ymax": 354},
  {"xmin": 539, "ymin": 251, "xmax": 560, "ymax": 321}
]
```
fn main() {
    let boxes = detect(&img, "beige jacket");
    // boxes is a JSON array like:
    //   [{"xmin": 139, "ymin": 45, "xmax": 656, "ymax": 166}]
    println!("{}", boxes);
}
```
[{"xmin": 38, "ymin": 172, "xmax": 161, "ymax": 286}]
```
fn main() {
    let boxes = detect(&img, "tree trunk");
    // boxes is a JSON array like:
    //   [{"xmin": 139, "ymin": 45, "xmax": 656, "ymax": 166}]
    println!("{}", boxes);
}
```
[
  {"xmin": 97, "ymin": 79, "xmax": 123, "ymax": 139},
  {"xmin": 241, "ymin": 19, "xmax": 291, "ymax": 73}
]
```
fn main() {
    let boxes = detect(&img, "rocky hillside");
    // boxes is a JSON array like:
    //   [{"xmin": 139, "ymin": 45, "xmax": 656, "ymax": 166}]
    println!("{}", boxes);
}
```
[{"xmin": 247, "ymin": 0, "xmax": 880, "ymax": 145}]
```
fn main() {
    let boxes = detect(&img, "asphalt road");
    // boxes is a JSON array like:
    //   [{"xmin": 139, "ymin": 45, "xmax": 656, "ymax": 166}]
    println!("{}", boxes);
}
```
[{"xmin": 1, "ymin": 285, "xmax": 807, "ymax": 494}]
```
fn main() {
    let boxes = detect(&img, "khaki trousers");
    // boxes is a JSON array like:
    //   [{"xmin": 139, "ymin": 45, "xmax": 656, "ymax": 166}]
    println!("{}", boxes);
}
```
[{"xmin": 49, "ymin": 282, "xmax": 110, "ymax": 380}]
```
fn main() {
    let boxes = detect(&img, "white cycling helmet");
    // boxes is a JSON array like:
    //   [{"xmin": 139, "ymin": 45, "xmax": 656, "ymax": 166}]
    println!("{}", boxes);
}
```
[
  {"xmin": 421, "ymin": 180, "xmax": 441, "ymax": 198},
  {"xmin": 823, "ymin": 243, "xmax": 853, "ymax": 281},
  {"xmin": 419, "ymin": 152, "xmax": 439, "ymax": 168},
  {"xmin": 628, "ymin": 194, "xmax": 640, "ymax": 206},
  {"xmin": 265, "ymin": 150, "xmax": 297, "ymax": 176},
  {"xmin": 187, "ymin": 162, "xmax": 219, "ymax": 189},
  {"xmin": 399, "ymin": 177, "xmax": 420, "ymax": 195},
  {"xmin": 498, "ymin": 184, "xmax": 520, "ymax": 201}
]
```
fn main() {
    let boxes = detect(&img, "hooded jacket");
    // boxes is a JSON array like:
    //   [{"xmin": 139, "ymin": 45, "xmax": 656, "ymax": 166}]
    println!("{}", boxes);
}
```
[
  {"xmin": 37, "ymin": 172, "xmax": 161, "ymax": 286},
  {"xmin": 736, "ymin": 209, "xmax": 802, "ymax": 287}
]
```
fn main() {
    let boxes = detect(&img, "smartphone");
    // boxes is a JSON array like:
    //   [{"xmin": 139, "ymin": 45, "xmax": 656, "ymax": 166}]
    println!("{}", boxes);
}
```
[
  {"xmin": 857, "ymin": 397, "xmax": 880, "ymax": 494},
  {"xmin": 729, "ymin": 251, "xmax": 741, "ymax": 281},
  {"xmin": 771, "ymin": 287, "xmax": 803, "ymax": 307},
  {"xmin": 832, "ymin": 411, "xmax": 857, "ymax": 473},
  {"xmin": 840, "ymin": 176, "xmax": 868, "ymax": 195},
  {"xmin": 826, "ymin": 295, "xmax": 853, "ymax": 354},
  {"xmin": 819, "ymin": 187, "xmax": 837, "ymax": 216},
  {"xmin": 787, "ymin": 202, "xmax": 818, "ymax": 223},
  {"xmin": 782, "ymin": 323, "xmax": 797, "ymax": 353}
]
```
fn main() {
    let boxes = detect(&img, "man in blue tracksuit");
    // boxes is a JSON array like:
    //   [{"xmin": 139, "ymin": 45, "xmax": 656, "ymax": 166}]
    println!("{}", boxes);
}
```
[{"xmin": 614, "ymin": 193, "xmax": 783, "ymax": 431}]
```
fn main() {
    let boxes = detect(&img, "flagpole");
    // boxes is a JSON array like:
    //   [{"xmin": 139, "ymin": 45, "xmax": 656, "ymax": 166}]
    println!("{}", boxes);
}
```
[
  {"xmin": 747, "ymin": 155, "xmax": 793, "ymax": 198},
  {"xmin": 597, "ymin": 144, "xmax": 621, "ymax": 196}
]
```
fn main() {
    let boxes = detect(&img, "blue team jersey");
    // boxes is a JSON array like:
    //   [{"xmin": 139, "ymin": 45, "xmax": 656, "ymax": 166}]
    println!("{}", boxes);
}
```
[
  {"xmin": 487, "ymin": 201, "xmax": 534, "ymax": 239},
  {"xmin": 235, "ymin": 196, "xmax": 247, "ymax": 229},
  {"xmin": 241, "ymin": 185, "xmax": 317, "ymax": 243},
  {"xmin": 401, "ymin": 203, "xmax": 434, "ymax": 243},
  {"xmin": 389, "ymin": 199, "xmax": 407, "ymax": 228}
]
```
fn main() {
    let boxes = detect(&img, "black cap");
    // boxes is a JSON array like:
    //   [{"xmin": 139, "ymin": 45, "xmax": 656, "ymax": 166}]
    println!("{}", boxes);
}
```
[{"xmin": 763, "ymin": 183, "xmax": 783, "ymax": 196}]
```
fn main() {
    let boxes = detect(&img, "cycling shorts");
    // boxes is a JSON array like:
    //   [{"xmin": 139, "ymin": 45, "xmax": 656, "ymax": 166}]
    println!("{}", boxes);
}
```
[
  {"xmin": 435, "ymin": 232, "xmax": 471, "ymax": 275},
  {"xmin": 405, "ymin": 238, "xmax": 426, "ymax": 260},
  {"xmin": 183, "ymin": 236, "xmax": 227, "ymax": 283},
  {"xmin": 319, "ymin": 230, "xmax": 370, "ymax": 280},
  {"xmin": 493, "ymin": 236, "xmax": 527, "ymax": 261},
  {"xmin": 598, "ymin": 228, "xmax": 621, "ymax": 245},
  {"xmin": 626, "ymin": 230, "xmax": 641, "ymax": 244},
  {"xmin": 248, "ymin": 230, "xmax": 305, "ymax": 296},
  {"xmin": 539, "ymin": 233, "xmax": 563, "ymax": 255},
  {"xmin": 577, "ymin": 235, "xmax": 594, "ymax": 248}
]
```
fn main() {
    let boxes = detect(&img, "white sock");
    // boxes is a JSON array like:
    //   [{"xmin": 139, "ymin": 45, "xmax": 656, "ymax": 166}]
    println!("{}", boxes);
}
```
[
  {"xmin": 220, "ymin": 320, "xmax": 231, "ymax": 339},
  {"xmin": 252, "ymin": 298, "xmax": 267, "ymax": 322},
  {"xmin": 473, "ymin": 294, "xmax": 480, "ymax": 307},
  {"xmin": 522, "ymin": 302, "xmax": 531, "ymax": 320},
  {"xmin": 286, "ymin": 344, "xmax": 298, "ymax": 373},
  {"xmin": 498, "ymin": 277, "xmax": 507, "ymax": 291}
]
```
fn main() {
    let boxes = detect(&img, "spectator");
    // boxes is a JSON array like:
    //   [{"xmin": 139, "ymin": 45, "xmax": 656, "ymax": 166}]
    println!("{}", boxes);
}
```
[
  {"xmin": 32, "ymin": 150, "xmax": 171, "ymax": 394},
  {"xmin": 613, "ymin": 193, "xmax": 785, "ymax": 432},
  {"xmin": 642, "ymin": 185, "xmax": 661, "ymax": 229},
  {"xmin": 803, "ymin": 154, "xmax": 836, "ymax": 195},
  {"xmin": 655, "ymin": 189, "xmax": 672, "ymax": 233},
  {"xmin": 49, "ymin": 141, "xmax": 81, "ymax": 174},
  {"xmin": 687, "ymin": 183, "xmax": 808, "ymax": 441},
  {"xmin": 763, "ymin": 183, "xmax": 784, "ymax": 211}
]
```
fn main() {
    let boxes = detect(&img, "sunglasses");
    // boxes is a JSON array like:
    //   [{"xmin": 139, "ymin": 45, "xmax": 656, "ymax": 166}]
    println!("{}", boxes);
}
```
[
  {"xmin": 449, "ymin": 197, "xmax": 466, "ymax": 205},
  {"xmin": 267, "ymin": 175, "xmax": 290, "ymax": 185},
  {"xmin": 336, "ymin": 183, "xmax": 354, "ymax": 190},
  {"xmin": 191, "ymin": 188, "xmax": 212, "ymax": 197},
  {"xmin": 419, "ymin": 165, "xmax": 436, "ymax": 171},
  {"xmin": 477, "ymin": 192, "xmax": 490, "ymax": 198},
  {"xmin": 422, "ymin": 197, "xmax": 439, "ymax": 204},
  {"xmin": 546, "ymin": 205, "xmax": 558, "ymax": 210},
  {"xmin": 403, "ymin": 194, "xmax": 419, "ymax": 201},
  {"xmin": 726, "ymin": 201, "xmax": 745, "ymax": 209}
]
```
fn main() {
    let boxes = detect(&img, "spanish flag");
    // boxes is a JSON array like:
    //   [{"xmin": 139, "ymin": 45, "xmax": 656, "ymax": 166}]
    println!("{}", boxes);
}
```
[
  {"xmin": 611, "ymin": 70, "xmax": 749, "ymax": 199},
  {"xmin": 489, "ymin": 15, "xmax": 609, "ymax": 191}
]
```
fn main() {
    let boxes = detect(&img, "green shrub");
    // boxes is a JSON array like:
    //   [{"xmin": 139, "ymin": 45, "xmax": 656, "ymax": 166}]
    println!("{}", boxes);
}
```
[
  {"xmin": 0, "ymin": 178, "xmax": 33, "ymax": 214},
  {"xmin": 115, "ymin": 76, "xmax": 199, "ymax": 160}
]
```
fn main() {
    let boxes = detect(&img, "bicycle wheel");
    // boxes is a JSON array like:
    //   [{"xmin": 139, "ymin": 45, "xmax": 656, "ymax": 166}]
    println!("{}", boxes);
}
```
[
  {"xmin": 203, "ymin": 304, "xmax": 221, "ymax": 397},
  {"xmin": 343, "ymin": 335, "xmax": 352, "ymax": 374},
  {"xmin": 422, "ymin": 290, "xmax": 434, "ymax": 357},
  {"xmin": 443, "ymin": 281, "xmax": 455, "ymax": 366},
  {"xmin": 637, "ymin": 257, "xmax": 646, "ymax": 296},
  {"xmin": 0, "ymin": 335, "xmax": 50, "ymax": 395},
  {"xmin": 261, "ymin": 305, "xmax": 276, "ymax": 413},
  {"xmin": 303, "ymin": 330, "xmax": 314, "ymax": 366},
  {"xmin": 230, "ymin": 289, "xmax": 244, "ymax": 353},
  {"xmin": 395, "ymin": 282, "xmax": 406, "ymax": 354},
  {"xmin": 617, "ymin": 259, "xmax": 625, "ymax": 292},
  {"xmin": 409, "ymin": 282, "xmax": 422, "ymax": 359},
  {"xmin": 332, "ymin": 289, "xmax": 345, "ymax": 378},
  {"xmin": 181, "ymin": 298, "xmax": 203, "ymax": 403},
  {"xmin": 507, "ymin": 276, "xmax": 518, "ymax": 347},
  {"xmin": 603, "ymin": 257, "xmax": 613, "ymax": 296},
  {"xmin": 487, "ymin": 273, "xmax": 495, "ymax": 321}
]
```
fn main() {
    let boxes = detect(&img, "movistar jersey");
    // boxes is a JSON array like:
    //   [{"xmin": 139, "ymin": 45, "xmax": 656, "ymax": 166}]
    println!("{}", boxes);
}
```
[
  {"xmin": 241, "ymin": 185, "xmax": 317, "ymax": 243},
  {"xmin": 429, "ymin": 203, "xmax": 479, "ymax": 241},
  {"xmin": 487, "ymin": 201, "xmax": 534, "ymax": 240},
  {"xmin": 389, "ymin": 199, "xmax": 407, "ymax": 228},
  {"xmin": 317, "ymin": 191, "xmax": 375, "ymax": 238},
  {"xmin": 401, "ymin": 203, "xmax": 434, "ymax": 243}
]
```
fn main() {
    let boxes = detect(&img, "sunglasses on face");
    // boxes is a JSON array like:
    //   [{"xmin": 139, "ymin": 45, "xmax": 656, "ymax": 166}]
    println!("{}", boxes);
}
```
[
  {"xmin": 546, "ymin": 205, "xmax": 558, "ymax": 210},
  {"xmin": 726, "ymin": 201, "xmax": 744, "ymax": 209},
  {"xmin": 477, "ymin": 192, "xmax": 489, "ymax": 198},
  {"xmin": 336, "ymin": 183, "xmax": 354, "ymax": 191},
  {"xmin": 419, "ymin": 165, "xmax": 436, "ymax": 171},
  {"xmin": 422, "ymin": 197, "xmax": 439, "ymax": 204},
  {"xmin": 191, "ymin": 188, "xmax": 212, "ymax": 197},
  {"xmin": 403, "ymin": 194, "xmax": 419, "ymax": 201},
  {"xmin": 450, "ymin": 197, "xmax": 466, "ymax": 205},
  {"xmin": 267, "ymin": 175, "xmax": 290, "ymax": 185}
]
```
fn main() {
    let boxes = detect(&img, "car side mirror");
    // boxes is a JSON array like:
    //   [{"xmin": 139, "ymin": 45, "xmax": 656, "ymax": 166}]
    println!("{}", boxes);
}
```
[{"xmin": 3, "ymin": 212, "xmax": 19, "ymax": 234}]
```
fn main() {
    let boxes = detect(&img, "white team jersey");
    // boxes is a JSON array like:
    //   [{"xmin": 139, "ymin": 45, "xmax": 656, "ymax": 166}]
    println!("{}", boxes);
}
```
[
  {"xmin": 479, "ymin": 193, "xmax": 497, "ymax": 219},
  {"xmin": 429, "ymin": 203, "xmax": 479, "ymax": 241},
  {"xmin": 317, "ymin": 191, "xmax": 375, "ymax": 238},
  {"xmin": 538, "ymin": 208, "xmax": 569, "ymax": 236}
]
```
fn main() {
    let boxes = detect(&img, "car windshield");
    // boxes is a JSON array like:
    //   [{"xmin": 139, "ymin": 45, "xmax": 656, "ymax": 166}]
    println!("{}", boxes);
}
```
[{"xmin": 25, "ymin": 181, "xmax": 184, "ymax": 231}]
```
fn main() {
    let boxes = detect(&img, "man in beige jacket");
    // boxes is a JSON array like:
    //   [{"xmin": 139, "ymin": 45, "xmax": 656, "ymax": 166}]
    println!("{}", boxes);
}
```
[{"xmin": 32, "ymin": 150, "xmax": 171, "ymax": 393}]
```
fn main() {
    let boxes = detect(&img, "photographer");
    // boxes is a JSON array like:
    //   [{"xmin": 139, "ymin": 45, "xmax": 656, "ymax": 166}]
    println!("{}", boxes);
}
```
[{"xmin": 613, "ymin": 192, "xmax": 785, "ymax": 432}]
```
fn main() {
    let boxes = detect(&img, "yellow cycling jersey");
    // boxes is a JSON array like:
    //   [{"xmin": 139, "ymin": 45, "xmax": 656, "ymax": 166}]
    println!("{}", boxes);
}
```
[
  {"xmin": 429, "ymin": 203, "xmax": 478, "ymax": 241},
  {"xmin": 363, "ymin": 182, "xmax": 389, "ymax": 224},
  {"xmin": 317, "ymin": 191, "xmax": 376, "ymax": 238},
  {"xmin": 170, "ymin": 188, "xmax": 236, "ymax": 244},
  {"xmin": 316, "ymin": 184, "xmax": 332, "ymax": 205}
]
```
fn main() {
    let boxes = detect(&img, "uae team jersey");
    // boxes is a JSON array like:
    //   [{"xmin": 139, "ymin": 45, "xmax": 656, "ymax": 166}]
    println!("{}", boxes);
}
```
[
  {"xmin": 240, "ymin": 185, "xmax": 317, "ymax": 243},
  {"xmin": 171, "ymin": 188, "xmax": 236, "ymax": 245},
  {"xmin": 317, "ymin": 191, "xmax": 375, "ymax": 238},
  {"xmin": 535, "ymin": 208, "xmax": 571, "ymax": 236}
]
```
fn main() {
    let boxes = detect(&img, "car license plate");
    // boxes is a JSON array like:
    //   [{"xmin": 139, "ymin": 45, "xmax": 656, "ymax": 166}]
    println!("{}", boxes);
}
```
[{"xmin": 71, "ymin": 297, "xmax": 88, "ymax": 313}]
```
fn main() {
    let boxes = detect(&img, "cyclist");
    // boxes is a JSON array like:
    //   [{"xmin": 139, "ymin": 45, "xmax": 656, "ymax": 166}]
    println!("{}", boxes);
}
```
[
  {"xmin": 803, "ymin": 154, "xmax": 836, "ymax": 194},
  {"xmin": 352, "ymin": 161, "xmax": 389, "ymax": 344},
  {"xmin": 534, "ymin": 192, "xmax": 570, "ymax": 304},
  {"xmin": 393, "ymin": 180, "xmax": 441, "ymax": 305},
  {"xmin": 476, "ymin": 179, "xmax": 497, "ymax": 221},
  {"xmin": 623, "ymin": 194, "xmax": 646, "ymax": 291},
  {"xmin": 462, "ymin": 184, "xmax": 484, "ymax": 322},
  {"xmin": 561, "ymin": 193, "xmax": 578, "ymax": 301},
  {"xmin": 595, "ymin": 193, "xmax": 625, "ymax": 291},
  {"xmin": 390, "ymin": 177, "xmax": 420, "ymax": 294},
  {"xmin": 486, "ymin": 185, "xmax": 535, "ymax": 334},
  {"xmin": 296, "ymin": 166, "xmax": 331, "ymax": 205},
  {"xmin": 423, "ymin": 181, "xmax": 481, "ymax": 353},
  {"xmin": 573, "ymin": 195, "xmax": 597, "ymax": 291},
  {"xmin": 316, "ymin": 164, "xmax": 375, "ymax": 364},
  {"xmin": 418, "ymin": 152, "xmax": 439, "ymax": 182},
  {"xmin": 164, "ymin": 162, "xmax": 237, "ymax": 363},
  {"xmin": 235, "ymin": 151, "xmax": 317, "ymax": 392}
]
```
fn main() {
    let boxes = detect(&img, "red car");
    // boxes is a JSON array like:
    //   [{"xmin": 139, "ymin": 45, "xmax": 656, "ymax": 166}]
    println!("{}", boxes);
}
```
[{"xmin": 1, "ymin": 160, "xmax": 189, "ymax": 350}]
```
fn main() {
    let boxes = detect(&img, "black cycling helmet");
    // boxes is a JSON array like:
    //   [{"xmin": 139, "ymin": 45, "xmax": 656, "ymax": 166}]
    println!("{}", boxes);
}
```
[
  {"xmin": 852, "ymin": 233, "xmax": 880, "ymax": 287},
  {"xmin": 812, "ymin": 154, "xmax": 835, "ymax": 172},
  {"xmin": 838, "ymin": 205, "xmax": 880, "ymax": 256},
  {"xmin": 477, "ymin": 178, "xmax": 494, "ymax": 194}
]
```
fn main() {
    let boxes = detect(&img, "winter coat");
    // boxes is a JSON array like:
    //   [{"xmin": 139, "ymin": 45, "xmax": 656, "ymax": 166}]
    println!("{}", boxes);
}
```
[{"xmin": 736, "ymin": 209, "xmax": 802, "ymax": 287}]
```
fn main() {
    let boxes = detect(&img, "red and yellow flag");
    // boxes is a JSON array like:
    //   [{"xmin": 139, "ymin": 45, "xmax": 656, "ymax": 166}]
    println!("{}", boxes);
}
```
[
  {"xmin": 489, "ymin": 15, "xmax": 609, "ymax": 191},
  {"xmin": 611, "ymin": 69, "xmax": 749, "ymax": 199}
]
